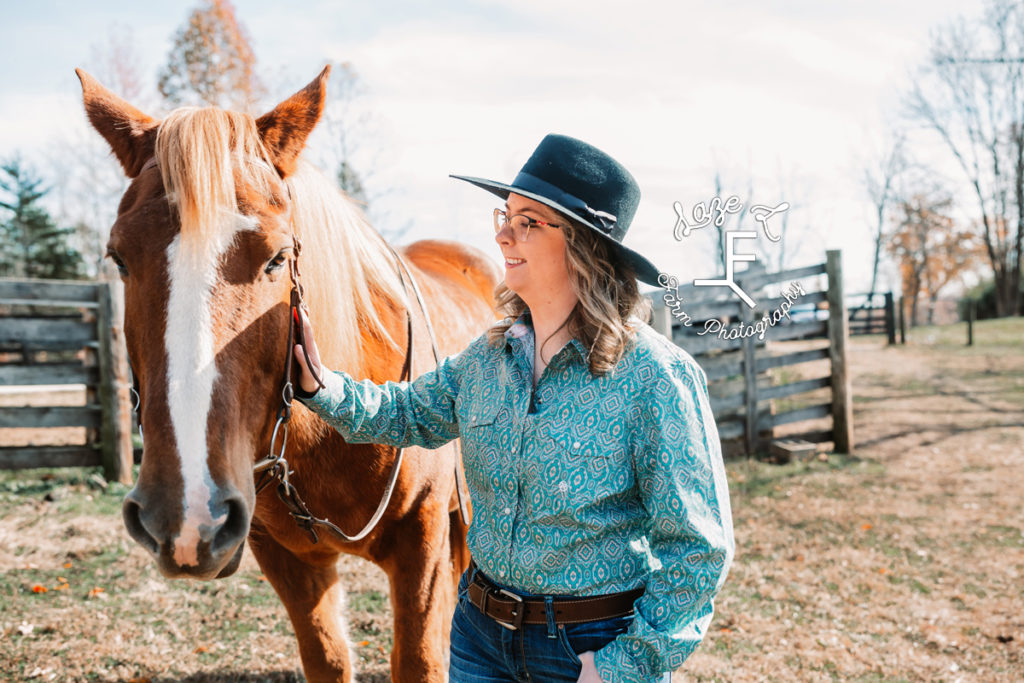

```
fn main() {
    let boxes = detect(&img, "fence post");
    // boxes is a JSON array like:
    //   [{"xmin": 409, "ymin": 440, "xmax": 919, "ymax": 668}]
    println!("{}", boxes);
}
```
[
  {"xmin": 96, "ymin": 280, "xmax": 133, "ymax": 484},
  {"xmin": 649, "ymin": 297, "xmax": 674, "ymax": 339},
  {"xmin": 967, "ymin": 299, "xmax": 975, "ymax": 346},
  {"xmin": 826, "ymin": 250, "xmax": 854, "ymax": 454},
  {"xmin": 884, "ymin": 292, "xmax": 896, "ymax": 345},
  {"xmin": 898, "ymin": 295, "xmax": 906, "ymax": 344},
  {"xmin": 740, "ymin": 302, "xmax": 758, "ymax": 458}
]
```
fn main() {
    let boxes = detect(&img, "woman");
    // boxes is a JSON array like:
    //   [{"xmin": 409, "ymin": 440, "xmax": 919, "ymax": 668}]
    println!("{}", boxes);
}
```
[{"xmin": 293, "ymin": 134, "xmax": 734, "ymax": 682}]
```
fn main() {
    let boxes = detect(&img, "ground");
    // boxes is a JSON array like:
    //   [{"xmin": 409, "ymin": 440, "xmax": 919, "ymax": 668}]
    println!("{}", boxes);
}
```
[{"xmin": 0, "ymin": 317, "xmax": 1021, "ymax": 682}]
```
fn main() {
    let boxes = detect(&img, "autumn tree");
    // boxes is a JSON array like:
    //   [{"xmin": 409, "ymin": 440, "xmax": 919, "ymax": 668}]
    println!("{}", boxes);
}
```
[
  {"xmin": 158, "ymin": 0, "xmax": 264, "ymax": 111},
  {"xmin": 887, "ymin": 191, "xmax": 981, "ymax": 326}
]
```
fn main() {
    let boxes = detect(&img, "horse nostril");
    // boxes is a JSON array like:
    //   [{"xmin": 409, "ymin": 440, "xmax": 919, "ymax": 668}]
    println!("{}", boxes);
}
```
[
  {"xmin": 212, "ymin": 494, "xmax": 250, "ymax": 555},
  {"xmin": 122, "ymin": 495, "xmax": 160, "ymax": 555}
]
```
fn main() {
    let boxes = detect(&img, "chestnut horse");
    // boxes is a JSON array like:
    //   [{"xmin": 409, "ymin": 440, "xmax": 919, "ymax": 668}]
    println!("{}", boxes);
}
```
[{"xmin": 78, "ymin": 66, "xmax": 500, "ymax": 681}]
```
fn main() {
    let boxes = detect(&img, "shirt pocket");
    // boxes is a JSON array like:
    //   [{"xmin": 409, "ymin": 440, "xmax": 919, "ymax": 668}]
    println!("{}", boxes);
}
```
[
  {"xmin": 457, "ymin": 400, "xmax": 503, "ymax": 475},
  {"xmin": 534, "ymin": 424, "xmax": 633, "ymax": 517}
]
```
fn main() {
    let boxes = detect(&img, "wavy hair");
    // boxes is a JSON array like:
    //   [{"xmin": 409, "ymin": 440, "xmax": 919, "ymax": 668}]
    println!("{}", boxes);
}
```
[{"xmin": 486, "ymin": 216, "xmax": 652, "ymax": 377}]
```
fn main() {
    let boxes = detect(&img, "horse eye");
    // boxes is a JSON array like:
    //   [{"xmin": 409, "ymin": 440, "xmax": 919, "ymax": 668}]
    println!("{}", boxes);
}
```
[
  {"xmin": 265, "ymin": 250, "xmax": 288, "ymax": 274},
  {"xmin": 107, "ymin": 250, "xmax": 128, "ymax": 277}
]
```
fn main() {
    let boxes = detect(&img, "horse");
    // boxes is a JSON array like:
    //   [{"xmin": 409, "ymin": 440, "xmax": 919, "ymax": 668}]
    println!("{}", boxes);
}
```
[{"xmin": 77, "ymin": 65, "xmax": 501, "ymax": 681}]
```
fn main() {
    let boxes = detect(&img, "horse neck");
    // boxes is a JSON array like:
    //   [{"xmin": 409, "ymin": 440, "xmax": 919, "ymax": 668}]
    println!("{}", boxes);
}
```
[{"xmin": 286, "ymin": 162, "xmax": 409, "ymax": 382}]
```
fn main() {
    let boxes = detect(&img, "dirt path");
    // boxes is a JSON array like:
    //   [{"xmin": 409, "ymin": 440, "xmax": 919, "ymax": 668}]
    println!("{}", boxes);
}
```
[
  {"xmin": 683, "ymin": 325, "xmax": 1024, "ymax": 682},
  {"xmin": 1, "ymin": 320, "xmax": 1021, "ymax": 681}
]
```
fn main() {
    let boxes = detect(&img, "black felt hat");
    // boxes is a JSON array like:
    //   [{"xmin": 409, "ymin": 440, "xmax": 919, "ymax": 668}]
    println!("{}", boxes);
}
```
[{"xmin": 450, "ymin": 134, "xmax": 661, "ymax": 286}]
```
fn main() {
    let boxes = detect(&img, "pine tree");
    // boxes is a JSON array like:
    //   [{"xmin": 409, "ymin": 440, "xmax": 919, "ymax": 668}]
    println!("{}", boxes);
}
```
[
  {"xmin": 337, "ymin": 160, "xmax": 368, "ymax": 206},
  {"xmin": 157, "ymin": 0, "xmax": 264, "ymax": 111},
  {"xmin": 0, "ymin": 156, "xmax": 85, "ymax": 280}
]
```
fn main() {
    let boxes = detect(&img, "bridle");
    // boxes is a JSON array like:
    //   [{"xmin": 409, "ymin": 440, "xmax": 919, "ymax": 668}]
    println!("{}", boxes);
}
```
[
  {"xmin": 127, "ymin": 157, "xmax": 471, "ymax": 545},
  {"xmin": 252, "ymin": 232, "xmax": 473, "ymax": 543}
]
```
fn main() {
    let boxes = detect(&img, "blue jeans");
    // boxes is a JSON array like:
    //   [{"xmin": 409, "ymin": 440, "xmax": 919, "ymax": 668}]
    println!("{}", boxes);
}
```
[{"xmin": 449, "ymin": 564, "xmax": 646, "ymax": 682}]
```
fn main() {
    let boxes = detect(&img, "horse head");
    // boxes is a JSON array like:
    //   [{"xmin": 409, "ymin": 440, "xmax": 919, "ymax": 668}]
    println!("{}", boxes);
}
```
[{"xmin": 79, "ymin": 66, "xmax": 333, "ymax": 579}]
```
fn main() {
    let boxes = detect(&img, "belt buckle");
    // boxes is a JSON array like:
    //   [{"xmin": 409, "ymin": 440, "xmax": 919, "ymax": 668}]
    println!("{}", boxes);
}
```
[{"xmin": 494, "ymin": 588, "xmax": 524, "ymax": 631}]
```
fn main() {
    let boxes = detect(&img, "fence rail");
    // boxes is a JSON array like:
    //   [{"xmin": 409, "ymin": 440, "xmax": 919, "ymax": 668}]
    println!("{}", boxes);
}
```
[{"xmin": 0, "ymin": 278, "xmax": 133, "ymax": 483}]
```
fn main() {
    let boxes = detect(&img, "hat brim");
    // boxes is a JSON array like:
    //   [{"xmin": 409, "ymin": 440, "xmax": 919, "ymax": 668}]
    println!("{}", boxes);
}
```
[{"xmin": 450, "ymin": 174, "xmax": 662, "ymax": 287}]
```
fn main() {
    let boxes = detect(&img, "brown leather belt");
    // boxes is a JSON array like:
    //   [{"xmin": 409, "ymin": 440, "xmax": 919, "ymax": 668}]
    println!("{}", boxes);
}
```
[{"xmin": 466, "ymin": 562, "xmax": 645, "ymax": 631}]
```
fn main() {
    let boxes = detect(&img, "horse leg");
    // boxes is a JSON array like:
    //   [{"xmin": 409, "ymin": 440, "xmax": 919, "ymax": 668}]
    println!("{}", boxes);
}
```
[
  {"xmin": 249, "ymin": 524, "xmax": 354, "ymax": 683},
  {"xmin": 384, "ymin": 501, "xmax": 458, "ymax": 682}
]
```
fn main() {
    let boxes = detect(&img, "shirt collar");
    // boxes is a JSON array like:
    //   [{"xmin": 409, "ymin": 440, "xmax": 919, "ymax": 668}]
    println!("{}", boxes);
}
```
[{"xmin": 503, "ymin": 311, "xmax": 588, "ymax": 361}]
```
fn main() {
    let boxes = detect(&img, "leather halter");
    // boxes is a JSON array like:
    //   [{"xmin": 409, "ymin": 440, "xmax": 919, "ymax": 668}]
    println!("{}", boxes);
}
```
[{"xmin": 126, "ymin": 156, "xmax": 470, "ymax": 544}]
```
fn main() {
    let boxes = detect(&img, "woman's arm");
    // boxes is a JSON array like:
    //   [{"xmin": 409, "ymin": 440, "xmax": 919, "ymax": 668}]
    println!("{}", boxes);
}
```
[
  {"xmin": 292, "ymin": 307, "xmax": 469, "ymax": 450},
  {"xmin": 594, "ymin": 357, "xmax": 735, "ymax": 682}
]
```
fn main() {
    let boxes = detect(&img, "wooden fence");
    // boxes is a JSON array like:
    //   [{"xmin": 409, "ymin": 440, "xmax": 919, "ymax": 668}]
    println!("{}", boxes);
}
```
[
  {"xmin": 847, "ymin": 291, "xmax": 896, "ymax": 341},
  {"xmin": 648, "ymin": 249, "xmax": 854, "ymax": 459},
  {"xmin": 0, "ymin": 278, "xmax": 133, "ymax": 483}
]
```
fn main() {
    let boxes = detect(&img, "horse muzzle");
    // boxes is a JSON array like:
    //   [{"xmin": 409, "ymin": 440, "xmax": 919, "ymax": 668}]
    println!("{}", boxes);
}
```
[{"xmin": 122, "ymin": 486, "xmax": 251, "ymax": 579}]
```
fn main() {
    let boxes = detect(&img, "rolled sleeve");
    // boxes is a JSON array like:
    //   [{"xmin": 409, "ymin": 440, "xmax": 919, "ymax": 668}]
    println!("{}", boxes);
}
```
[
  {"xmin": 594, "ymin": 358, "xmax": 735, "ymax": 681},
  {"xmin": 296, "ymin": 345, "xmax": 467, "ymax": 450}
]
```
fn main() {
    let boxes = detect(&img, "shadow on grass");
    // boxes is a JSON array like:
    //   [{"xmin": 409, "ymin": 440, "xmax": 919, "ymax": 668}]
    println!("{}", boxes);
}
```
[
  {"xmin": 147, "ymin": 673, "xmax": 391, "ymax": 683},
  {"xmin": 727, "ymin": 452, "xmax": 878, "ymax": 499}
]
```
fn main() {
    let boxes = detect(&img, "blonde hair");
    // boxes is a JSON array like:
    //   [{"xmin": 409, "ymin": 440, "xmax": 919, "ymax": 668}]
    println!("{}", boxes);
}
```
[{"xmin": 486, "ymin": 216, "xmax": 651, "ymax": 377}]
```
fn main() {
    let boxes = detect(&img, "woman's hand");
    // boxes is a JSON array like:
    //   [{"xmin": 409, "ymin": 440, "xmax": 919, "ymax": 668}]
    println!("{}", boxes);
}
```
[
  {"xmin": 576, "ymin": 651, "xmax": 604, "ymax": 682},
  {"xmin": 292, "ymin": 305, "xmax": 325, "ymax": 394}
]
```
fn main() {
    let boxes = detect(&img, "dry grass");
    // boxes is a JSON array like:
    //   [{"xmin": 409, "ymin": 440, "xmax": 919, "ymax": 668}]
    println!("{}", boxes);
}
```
[{"xmin": 0, "ymin": 317, "xmax": 1022, "ymax": 681}]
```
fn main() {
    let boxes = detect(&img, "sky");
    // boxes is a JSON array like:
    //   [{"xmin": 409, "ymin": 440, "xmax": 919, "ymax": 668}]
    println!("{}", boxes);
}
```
[{"xmin": 0, "ymin": 0, "xmax": 986, "ymax": 298}]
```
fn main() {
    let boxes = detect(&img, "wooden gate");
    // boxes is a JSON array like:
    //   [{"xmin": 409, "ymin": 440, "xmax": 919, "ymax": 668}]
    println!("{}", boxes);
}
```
[
  {"xmin": 649, "ymin": 249, "xmax": 854, "ymax": 459},
  {"xmin": 0, "ymin": 278, "xmax": 133, "ymax": 483}
]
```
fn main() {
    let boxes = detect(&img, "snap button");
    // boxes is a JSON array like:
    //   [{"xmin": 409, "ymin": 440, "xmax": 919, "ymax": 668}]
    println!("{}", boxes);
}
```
[
  {"xmin": 503, "ymin": 507, "xmax": 511, "ymax": 514},
  {"xmin": 573, "ymin": 441, "xmax": 581, "ymax": 449}
]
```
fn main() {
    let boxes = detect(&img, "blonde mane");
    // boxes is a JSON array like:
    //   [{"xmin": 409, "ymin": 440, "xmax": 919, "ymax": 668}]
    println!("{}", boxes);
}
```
[{"xmin": 154, "ymin": 107, "xmax": 408, "ymax": 371}]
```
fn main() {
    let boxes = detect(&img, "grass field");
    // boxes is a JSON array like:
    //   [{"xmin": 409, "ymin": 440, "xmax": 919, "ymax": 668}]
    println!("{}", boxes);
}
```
[{"xmin": 1, "ymin": 317, "xmax": 1021, "ymax": 681}]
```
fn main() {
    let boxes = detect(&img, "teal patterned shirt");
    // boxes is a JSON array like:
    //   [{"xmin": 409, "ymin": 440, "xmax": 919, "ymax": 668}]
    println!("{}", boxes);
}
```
[{"xmin": 299, "ymin": 312, "xmax": 734, "ymax": 681}]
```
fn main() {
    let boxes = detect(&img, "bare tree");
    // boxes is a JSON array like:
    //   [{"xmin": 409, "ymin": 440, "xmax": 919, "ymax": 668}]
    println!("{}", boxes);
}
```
[
  {"xmin": 904, "ymin": 0, "xmax": 1024, "ymax": 316},
  {"xmin": 316, "ymin": 61, "xmax": 409, "ymax": 242},
  {"xmin": 48, "ymin": 24, "xmax": 148, "ymax": 278},
  {"xmin": 862, "ymin": 129, "xmax": 907, "ymax": 301}
]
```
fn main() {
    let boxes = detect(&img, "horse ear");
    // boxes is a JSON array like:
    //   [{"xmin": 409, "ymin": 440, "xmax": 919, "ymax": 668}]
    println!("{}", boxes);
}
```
[
  {"xmin": 256, "ymin": 65, "xmax": 331, "ymax": 178},
  {"xmin": 76, "ymin": 69, "xmax": 158, "ymax": 178}
]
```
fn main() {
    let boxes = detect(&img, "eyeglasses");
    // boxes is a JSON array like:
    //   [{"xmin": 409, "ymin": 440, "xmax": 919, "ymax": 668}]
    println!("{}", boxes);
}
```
[{"xmin": 493, "ymin": 208, "xmax": 563, "ymax": 242}]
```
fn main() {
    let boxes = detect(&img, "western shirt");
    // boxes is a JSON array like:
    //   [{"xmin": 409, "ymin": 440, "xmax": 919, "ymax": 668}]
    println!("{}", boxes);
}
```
[{"xmin": 298, "ymin": 312, "xmax": 734, "ymax": 681}]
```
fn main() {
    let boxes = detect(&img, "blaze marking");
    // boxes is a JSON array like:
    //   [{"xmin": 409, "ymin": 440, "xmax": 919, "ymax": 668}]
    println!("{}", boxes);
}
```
[{"xmin": 165, "ymin": 216, "xmax": 257, "ymax": 566}]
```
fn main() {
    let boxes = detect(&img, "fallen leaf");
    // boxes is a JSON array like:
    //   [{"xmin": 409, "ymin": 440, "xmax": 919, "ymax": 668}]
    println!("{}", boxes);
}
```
[
  {"xmin": 357, "ymin": 640, "xmax": 370, "ymax": 647},
  {"xmin": 87, "ymin": 587, "xmax": 105, "ymax": 597},
  {"xmin": 193, "ymin": 645, "xmax": 209, "ymax": 654},
  {"xmin": 31, "ymin": 585, "xmax": 47, "ymax": 593},
  {"xmin": 127, "ymin": 678, "xmax": 152, "ymax": 683},
  {"xmin": 877, "ymin": 568, "xmax": 888, "ymax": 575},
  {"xmin": 861, "ymin": 523, "xmax": 873, "ymax": 531},
  {"xmin": 62, "ymin": 562, "xmax": 72, "ymax": 569}
]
